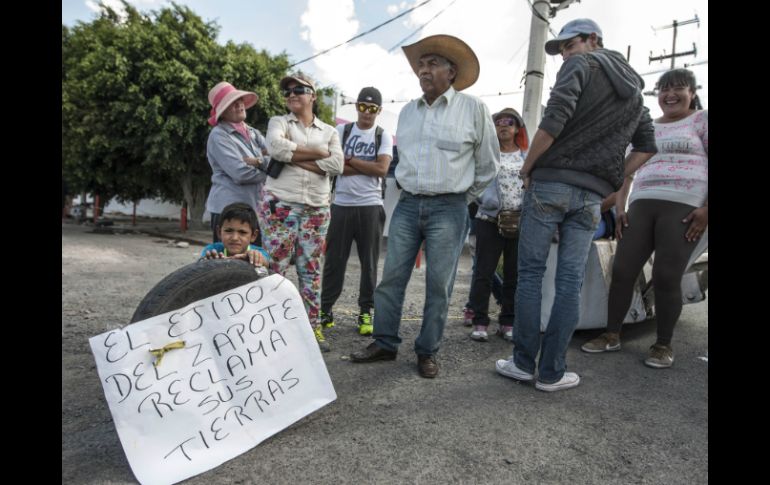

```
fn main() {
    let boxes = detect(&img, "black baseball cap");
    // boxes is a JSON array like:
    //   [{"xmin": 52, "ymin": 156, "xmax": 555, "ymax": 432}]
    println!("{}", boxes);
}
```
[{"xmin": 357, "ymin": 87, "xmax": 382, "ymax": 106}]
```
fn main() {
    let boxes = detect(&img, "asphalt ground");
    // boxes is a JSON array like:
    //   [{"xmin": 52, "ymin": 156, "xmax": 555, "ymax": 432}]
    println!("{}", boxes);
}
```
[{"xmin": 62, "ymin": 220, "xmax": 708, "ymax": 484}]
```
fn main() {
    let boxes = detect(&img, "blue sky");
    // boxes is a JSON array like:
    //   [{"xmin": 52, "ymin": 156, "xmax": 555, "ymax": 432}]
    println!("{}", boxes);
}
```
[
  {"xmin": 62, "ymin": 0, "xmax": 708, "ymax": 130},
  {"xmin": 61, "ymin": 1, "xmax": 418, "ymax": 67}
]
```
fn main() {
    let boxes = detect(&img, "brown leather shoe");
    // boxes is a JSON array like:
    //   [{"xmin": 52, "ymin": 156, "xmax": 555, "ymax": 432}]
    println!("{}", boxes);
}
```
[
  {"xmin": 417, "ymin": 354, "xmax": 439, "ymax": 378},
  {"xmin": 350, "ymin": 342, "xmax": 397, "ymax": 363}
]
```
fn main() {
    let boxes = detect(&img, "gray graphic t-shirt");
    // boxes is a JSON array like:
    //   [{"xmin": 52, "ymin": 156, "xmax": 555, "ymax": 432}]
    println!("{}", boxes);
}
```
[{"xmin": 334, "ymin": 123, "xmax": 393, "ymax": 206}]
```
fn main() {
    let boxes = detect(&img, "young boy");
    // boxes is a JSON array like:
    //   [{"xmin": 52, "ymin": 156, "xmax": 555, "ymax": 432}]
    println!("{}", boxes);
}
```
[{"xmin": 200, "ymin": 202, "xmax": 269, "ymax": 268}]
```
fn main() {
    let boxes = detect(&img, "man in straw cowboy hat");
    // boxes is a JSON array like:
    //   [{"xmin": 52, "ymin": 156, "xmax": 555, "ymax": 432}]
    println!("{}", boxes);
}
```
[
  {"xmin": 494, "ymin": 18, "xmax": 657, "ymax": 392},
  {"xmin": 350, "ymin": 34, "xmax": 499, "ymax": 378}
]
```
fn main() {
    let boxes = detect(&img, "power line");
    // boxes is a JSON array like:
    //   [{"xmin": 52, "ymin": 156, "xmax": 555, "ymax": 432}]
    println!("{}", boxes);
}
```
[
  {"xmin": 289, "ymin": 0, "xmax": 434, "ymax": 68},
  {"xmin": 526, "ymin": 0, "xmax": 557, "ymax": 37},
  {"xmin": 638, "ymin": 59, "xmax": 707, "ymax": 77},
  {"xmin": 478, "ymin": 90, "xmax": 525, "ymax": 98},
  {"xmin": 387, "ymin": 0, "xmax": 459, "ymax": 53},
  {"xmin": 506, "ymin": 38, "xmax": 529, "ymax": 65},
  {"xmin": 341, "ymin": 89, "xmax": 525, "ymax": 106}
]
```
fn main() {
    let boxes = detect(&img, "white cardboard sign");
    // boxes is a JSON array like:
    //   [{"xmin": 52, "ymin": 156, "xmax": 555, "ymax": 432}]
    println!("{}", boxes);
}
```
[{"xmin": 89, "ymin": 274, "xmax": 337, "ymax": 485}]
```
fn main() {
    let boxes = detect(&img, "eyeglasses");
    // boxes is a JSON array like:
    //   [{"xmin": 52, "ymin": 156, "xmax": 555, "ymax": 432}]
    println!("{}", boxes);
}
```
[
  {"xmin": 282, "ymin": 86, "xmax": 314, "ymax": 97},
  {"xmin": 494, "ymin": 118, "xmax": 517, "ymax": 127},
  {"xmin": 357, "ymin": 103, "xmax": 380, "ymax": 114}
]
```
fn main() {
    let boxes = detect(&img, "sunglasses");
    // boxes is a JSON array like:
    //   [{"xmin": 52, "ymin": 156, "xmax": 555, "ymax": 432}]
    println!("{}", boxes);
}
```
[
  {"xmin": 357, "ymin": 103, "xmax": 380, "ymax": 114},
  {"xmin": 494, "ymin": 118, "xmax": 517, "ymax": 127},
  {"xmin": 282, "ymin": 86, "xmax": 314, "ymax": 97}
]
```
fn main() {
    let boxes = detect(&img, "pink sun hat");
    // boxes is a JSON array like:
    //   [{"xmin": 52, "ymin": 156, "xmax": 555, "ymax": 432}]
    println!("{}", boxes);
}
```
[{"xmin": 207, "ymin": 81, "xmax": 259, "ymax": 126}]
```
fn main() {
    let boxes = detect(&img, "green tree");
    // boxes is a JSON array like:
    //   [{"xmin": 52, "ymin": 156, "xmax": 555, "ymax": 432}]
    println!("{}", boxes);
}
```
[
  {"xmin": 315, "ymin": 86, "xmax": 337, "ymax": 126},
  {"xmin": 63, "ymin": 1, "xmax": 329, "ymax": 228}
]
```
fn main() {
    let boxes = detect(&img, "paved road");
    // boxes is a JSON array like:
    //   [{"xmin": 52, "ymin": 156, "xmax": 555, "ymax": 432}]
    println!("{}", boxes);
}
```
[{"xmin": 62, "ymin": 222, "xmax": 708, "ymax": 484}]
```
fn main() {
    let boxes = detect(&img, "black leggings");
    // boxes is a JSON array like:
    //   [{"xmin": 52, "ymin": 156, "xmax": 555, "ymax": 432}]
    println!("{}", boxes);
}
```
[
  {"xmin": 607, "ymin": 199, "xmax": 699, "ymax": 345},
  {"xmin": 468, "ymin": 219, "xmax": 517, "ymax": 326}
]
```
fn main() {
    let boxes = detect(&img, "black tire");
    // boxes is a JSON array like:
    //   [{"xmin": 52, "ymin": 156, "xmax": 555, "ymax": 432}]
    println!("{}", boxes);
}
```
[{"xmin": 131, "ymin": 259, "xmax": 265, "ymax": 323}]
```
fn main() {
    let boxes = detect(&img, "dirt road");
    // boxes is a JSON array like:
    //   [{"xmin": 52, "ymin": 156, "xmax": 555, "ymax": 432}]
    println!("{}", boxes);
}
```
[{"xmin": 62, "ymin": 223, "xmax": 708, "ymax": 484}]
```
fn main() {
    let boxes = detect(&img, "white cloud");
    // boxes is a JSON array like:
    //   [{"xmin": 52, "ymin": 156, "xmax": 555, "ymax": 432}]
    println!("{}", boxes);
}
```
[
  {"xmin": 300, "ymin": 0, "xmax": 360, "ymax": 49},
  {"xmin": 295, "ymin": 0, "xmax": 707, "ymax": 126},
  {"xmin": 386, "ymin": 1, "xmax": 409, "ymax": 16},
  {"xmin": 297, "ymin": 0, "xmax": 416, "ymax": 118},
  {"xmin": 297, "ymin": 0, "xmax": 540, "ymax": 123}
]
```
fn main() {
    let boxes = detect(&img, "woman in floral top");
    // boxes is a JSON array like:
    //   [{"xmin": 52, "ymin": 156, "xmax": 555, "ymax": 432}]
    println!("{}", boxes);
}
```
[{"xmin": 468, "ymin": 108, "xmax": 529, "ymax": 342}]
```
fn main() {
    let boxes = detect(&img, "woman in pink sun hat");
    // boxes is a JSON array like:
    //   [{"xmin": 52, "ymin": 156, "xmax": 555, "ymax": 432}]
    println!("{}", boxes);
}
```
[{"xmin": 204, "ymin": 81, "xmax": 270, "ymax": 244}]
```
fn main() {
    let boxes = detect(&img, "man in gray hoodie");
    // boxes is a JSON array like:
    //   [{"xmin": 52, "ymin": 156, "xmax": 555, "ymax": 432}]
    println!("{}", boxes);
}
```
[{"xmin": 495, "ymin": 19, "xmax": 657, "ymax": 392}]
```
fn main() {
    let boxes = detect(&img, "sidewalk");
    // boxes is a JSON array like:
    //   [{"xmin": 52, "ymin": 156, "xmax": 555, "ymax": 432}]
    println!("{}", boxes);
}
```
[{"xmin": 63, "ymin": 214, "xmax": 211, "ymax": 246}]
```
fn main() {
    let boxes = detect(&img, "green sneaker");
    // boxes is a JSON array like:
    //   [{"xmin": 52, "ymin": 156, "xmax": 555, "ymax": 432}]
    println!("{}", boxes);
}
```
[
  {"xmin": 319, "ymin": 310, "xmax": 335, "ymax": 329},
  {"xmin": 358, "ymin": 312, "xmax": 373, "ymax": 335},
  {"xmin": 313, "ymin": 325, "xmax": 330, "ymax": 352}
]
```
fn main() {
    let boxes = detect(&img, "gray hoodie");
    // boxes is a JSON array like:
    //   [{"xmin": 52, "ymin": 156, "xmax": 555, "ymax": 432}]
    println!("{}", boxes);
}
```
[
  {"xmin": 592, "ymin": 49, "xmax": 645, "ymax": 99},
  {"xmin": 533, "ymin": 48, "xmax": 656, "ymax": 196}
]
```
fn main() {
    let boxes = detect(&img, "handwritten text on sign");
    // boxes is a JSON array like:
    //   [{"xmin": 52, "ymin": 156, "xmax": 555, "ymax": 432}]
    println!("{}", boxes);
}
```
[{"xmin": 89, "ymin": 274, "xmax": 337, "ymax": 485}]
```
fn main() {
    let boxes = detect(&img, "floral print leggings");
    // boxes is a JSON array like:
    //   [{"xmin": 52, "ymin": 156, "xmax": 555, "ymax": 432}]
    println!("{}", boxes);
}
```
[{"xmin": 257, "ymin": 191, "xmax": 330, "ymax": 327}]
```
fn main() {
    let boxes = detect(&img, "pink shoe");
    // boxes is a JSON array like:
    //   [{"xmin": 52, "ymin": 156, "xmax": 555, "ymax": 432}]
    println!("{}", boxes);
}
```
[
  {"xmin": 499, "ymin": 325, "xmax": 513, "ymax": 341},
  {"xmin": 462, "ymin": 307, "xmax": 474, "ymax": 327}
]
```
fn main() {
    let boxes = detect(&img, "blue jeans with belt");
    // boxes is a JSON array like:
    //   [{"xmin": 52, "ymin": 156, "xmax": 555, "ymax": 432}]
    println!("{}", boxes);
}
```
[
  {"xmin": 513, "ymin": 181, "xmax": 601, "ymax": 383},
  {"xmin": 372, "ymin": 191, "xmax": 469, "ymax": 355}
]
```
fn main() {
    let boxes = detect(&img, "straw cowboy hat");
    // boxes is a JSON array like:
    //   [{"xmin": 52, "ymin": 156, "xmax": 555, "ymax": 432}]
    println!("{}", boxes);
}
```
[
  {"xmin": 207, "ymin": 82, "xmax": 258, "ymax": 126},
  {"xmin": 401, "ymin": 34, "xmax": 480, "ymax": 91}
]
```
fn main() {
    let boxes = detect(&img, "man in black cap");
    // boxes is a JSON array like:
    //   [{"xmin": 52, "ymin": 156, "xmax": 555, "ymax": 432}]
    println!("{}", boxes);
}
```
[
  {"xmin": 320, "ymin": 87, "xmax": 393, "ymax": 336},
  {"xmin": 495, "ymin": 18, "xmax": 657, "ymax": 392}
]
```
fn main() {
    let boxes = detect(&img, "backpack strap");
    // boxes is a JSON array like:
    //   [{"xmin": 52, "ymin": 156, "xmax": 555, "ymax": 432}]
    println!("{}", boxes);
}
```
[
  {"xmin": 332, "ymin": 122, "xmax": 355, "ymax": 194},
  {"xmin": 374, "ymin": 126, "xmax": 383, "ymax": 154},
  {"xmin": 374, "ymin": 126, "xmax": 386, "ymax": 198},
  {"xmin": 342, "ymin": 122, "xmax": 355, "ymax": 148}
]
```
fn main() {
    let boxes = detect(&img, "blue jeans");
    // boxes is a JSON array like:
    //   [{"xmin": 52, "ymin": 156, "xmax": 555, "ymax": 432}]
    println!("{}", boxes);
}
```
[
  {"xmin": 513, "ymin": 181, "xmax": 601, "ymax": 383},
  {"xmin": 372, "ymin": 192, "xmax": 469, "ymax": 355}
]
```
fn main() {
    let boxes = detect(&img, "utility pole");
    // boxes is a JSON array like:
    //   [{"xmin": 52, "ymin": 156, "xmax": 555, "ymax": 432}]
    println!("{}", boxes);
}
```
[
  {"xmin": 521, "ymin": 0, "xmax": 579, "ymax": 134},
  {"xmin": 648, "ymin": 15, "xmax": 699, "ymax": 69}
]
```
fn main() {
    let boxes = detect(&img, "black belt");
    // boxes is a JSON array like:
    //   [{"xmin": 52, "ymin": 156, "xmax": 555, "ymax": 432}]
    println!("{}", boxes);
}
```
[{"xmin": 403, "ymin": 190, "xmax": 462, "ymax": 198}]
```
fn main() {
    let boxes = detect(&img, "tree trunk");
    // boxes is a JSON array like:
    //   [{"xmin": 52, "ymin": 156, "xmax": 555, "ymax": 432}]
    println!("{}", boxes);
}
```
[{"xmin": 181, "ymin": 172, "xmax": 208, "ymax": 231}]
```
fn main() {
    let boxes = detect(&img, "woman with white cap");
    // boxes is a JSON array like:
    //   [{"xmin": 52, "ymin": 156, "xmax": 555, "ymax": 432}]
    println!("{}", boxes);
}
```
[
  {"xmin": 261, "ymin": 72, "xmax": 344, "ymax": 352},
  {"xmin": 205, "ymin": 81, "xmax": 269, "ymax": 243},
  {"xmin": 468, "ymin": 107, "xmax": 529, "ymax": 343}
]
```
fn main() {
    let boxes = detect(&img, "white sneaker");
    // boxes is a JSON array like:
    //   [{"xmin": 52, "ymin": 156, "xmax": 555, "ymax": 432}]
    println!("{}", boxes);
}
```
[
  {"xmin": 495, "ymin": 358, "xmax": 535, "ymax": 381},
  {"xmin": 535, "ymin": 372, "xmax": 580, "ymax": 392},
  {"xmin": 470, "ymin": 325, "xmax": 488, "ymax": 341}
]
